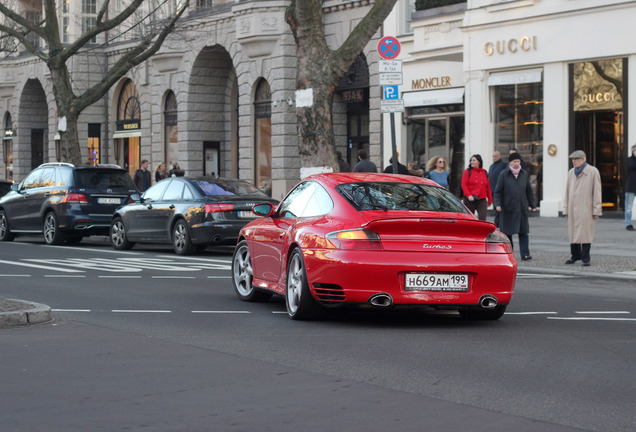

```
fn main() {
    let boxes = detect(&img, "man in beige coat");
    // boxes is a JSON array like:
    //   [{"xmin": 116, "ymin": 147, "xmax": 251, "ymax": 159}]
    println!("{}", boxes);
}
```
[{"xmin": 563, "ymin": 150, "xmax": 602, "ymax": 266}]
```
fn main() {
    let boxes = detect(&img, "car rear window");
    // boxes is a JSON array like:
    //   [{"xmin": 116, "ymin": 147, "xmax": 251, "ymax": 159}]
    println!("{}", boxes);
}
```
[
  {"xmin": 336, "ymin": 182, "xmax": 468, "ymax": 213},
  {"xmin": 74, "ymin": 170, "xmax": 136, "ymax": 189},
  {"xmin": 194, "ymin": 180, "xmax": 267, "ymax": 197}
]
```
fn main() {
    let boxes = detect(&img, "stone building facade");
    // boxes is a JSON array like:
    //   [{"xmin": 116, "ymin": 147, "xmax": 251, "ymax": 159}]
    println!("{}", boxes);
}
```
[{"xmin": 1, "ymin": 0, "xmax": 384, "ymax": 200}]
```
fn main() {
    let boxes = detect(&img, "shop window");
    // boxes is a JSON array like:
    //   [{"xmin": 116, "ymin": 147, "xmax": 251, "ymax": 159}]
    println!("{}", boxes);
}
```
[
  {"xmin": 494, "ymin": 82, "xmax": 543, "ymax": 204},
  {"xmin": 88, "ymin": 123, "xmax": 100, "ymax": 165},
  {"xmin": 254, "ymin": 79, "xmax": 272, "ymax": 197},
  {"xmin": 3, "ymin": 112, "xmax": 14, "ymax": 180}
]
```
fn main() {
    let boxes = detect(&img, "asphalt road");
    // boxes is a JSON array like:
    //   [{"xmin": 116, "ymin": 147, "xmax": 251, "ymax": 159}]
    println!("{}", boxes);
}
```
[{"xmin": 1, "ymin": 238, "xmax": 635, "ymax": 432}]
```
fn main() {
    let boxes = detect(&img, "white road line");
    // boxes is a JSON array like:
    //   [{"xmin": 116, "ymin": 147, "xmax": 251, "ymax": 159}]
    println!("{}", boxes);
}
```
[
  {"xmin": 162, "ymin": 255, "xmax": 231, "ymax": 263},
  {"xmin": 45, "ymin": 275, "xmax": 86, "ymax": 278},
  {"xmin": 207, "ymin": 276, "xmax": 231, "ymax": 279},
  {"xmin": 44, "ymin": 245, "xmax": 142, "ymax": 255},
  {"xmin": 152, "ymin": 276, "xmax": 196, "ymax": 279},
  {"xmin": 112, "ymin": 310, "xmax": 172, "ymax": 313},
  {"xmin": 0, "ymin": 259, "xmax": 84, "ymax": 272},
  {"xmin": 505, "ymin": 311, "xmax": 558, "ymax": 315},
  {"xmin": 575, "ymin": 311, "xmax": 630, "ymax": 314},
  {"xmin": 0, "ymin": 274, "xmax": 31, "ymax": 277},
  {"xmin": 548, "ymin": 317, "xmax": 636, "ymax": 322},
  {"xmin": 272, "ymin": 311, "xmax": 288, "ymax": 314},
  {"xmin": 98, "ymin": 275, "xmax": 142, "ymax": 278},
  {"xmin": 517, "ymin": 273, "xmax": 573, "ymax": 278},
  {"xmin": 52, "ymin": 309, "xmax": 92, "ymax": 312},
  {"xmin": 191, "ymin": 311, "xmax": 251, "ymax": 314}
]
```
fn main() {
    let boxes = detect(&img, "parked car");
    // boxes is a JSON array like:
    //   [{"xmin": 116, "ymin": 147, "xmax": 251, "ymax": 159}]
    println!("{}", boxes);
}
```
[
  {"xmin": 109, "ymin": 176, "xmax": 279, "ymax": 255},
  {"xmin": 0, "ymin": 163, "xmax": 138, "ymax": 245},
  {"xmin": 0, "ymin": 179, "xmax": 12, "ymax": 198},
  {"xmin": 232, "ymin": 173, "xmax": 517, "ymax": 321}
]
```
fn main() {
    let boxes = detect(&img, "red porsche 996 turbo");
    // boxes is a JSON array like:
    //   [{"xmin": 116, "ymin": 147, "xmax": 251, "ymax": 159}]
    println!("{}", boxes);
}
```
[{"xmin": 231, "ymin": 173, "xmax": 516, "ymax": 321}]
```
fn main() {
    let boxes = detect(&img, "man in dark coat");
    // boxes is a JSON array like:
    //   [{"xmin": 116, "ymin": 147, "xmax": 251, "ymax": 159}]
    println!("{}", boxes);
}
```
[
  {"xmin": 133, "ymin": 159, "xmax": 151, "ymax": 192},
  {"xmin": 494, "ymin": 152, "xmax": 537, "ymax": 260},
  {"xmin": 488, "ymin": 151, "xmax": 507, "ymax": 227},
  {"xmin": 625, "ymin": 144, "xmax": 636, "ymax": 231}
]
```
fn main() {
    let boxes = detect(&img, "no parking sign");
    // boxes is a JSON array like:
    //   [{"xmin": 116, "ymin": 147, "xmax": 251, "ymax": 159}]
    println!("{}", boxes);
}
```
[{"xmin": 377, "ymin": 36, "xmax": 401, "ymax": 60}]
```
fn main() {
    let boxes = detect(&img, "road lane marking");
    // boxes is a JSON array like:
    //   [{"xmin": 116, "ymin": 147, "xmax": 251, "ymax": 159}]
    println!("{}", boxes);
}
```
[
  {"xmin": 152, "ymin": 276, "xmax": 196, "ymax": 279},
  {"xmin": 575, "ymin": 311, "xmax": 630, "ymax": 314},
  {"xmin": 98, "ymin": 275, "xmax": 142, "ymax": 278},
  {"xmin": 192, "ymin": 311, "xmax": 251, "ymax": 314},
  {"xmin": 0, "ymin": 259, "xmax": 84, "ymax": 272},
  {"xmin": 44, "ymin": 245, "xmax": 142, "ymax": 255},
  {"xmin": 505, "ymin": 312, "xmax": 558, "ymax": 315},
  {"xmin": 52, "ymin": 309, "xmax": 91, "ymax": 312},
  {"xmin": 208, "ymin": 276, "xmax": 231, "ymax": 279},
  {"xmin": 548, "ymin": 317, "xmax": 636, "ymax": 322},
  {"xmin": 0, "ymin": 274, "xmax": 31, "ymax": 277},
  {"xmin": 45, "ymin": 275, "xmax": 86, "ymax": 278},
  {"xmin": 112, "ymin": 310, "xmax": 172, "ymax": 313}
]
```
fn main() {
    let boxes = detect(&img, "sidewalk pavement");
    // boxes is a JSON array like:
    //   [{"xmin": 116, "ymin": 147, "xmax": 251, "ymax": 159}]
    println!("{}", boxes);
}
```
[{"xmin": 1, "ymin": 215, "xmax": 634, "ymax": 327}]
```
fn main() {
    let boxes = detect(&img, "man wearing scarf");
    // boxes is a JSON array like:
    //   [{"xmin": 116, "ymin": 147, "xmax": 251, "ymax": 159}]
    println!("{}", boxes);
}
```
[
  {"xmin": 563, "ymin": 150, "xmax": 602, "ymax": 266},
  {"xmin": 494, "ymin": 152, "xmax": 537, "ymax": 260}
]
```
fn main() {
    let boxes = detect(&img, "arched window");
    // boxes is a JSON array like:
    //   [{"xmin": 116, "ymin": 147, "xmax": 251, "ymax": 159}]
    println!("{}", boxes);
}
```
[
  {"xmin": 164, "ymin": 91, "xmax": 179, "ymax": 172},
  {"xmin": 117, "ymin": 80, "xmax": 141, "ymax": 129},
  {"xmin": 254, "ymin": 79, "xmax": 272, "ymax": 196}
]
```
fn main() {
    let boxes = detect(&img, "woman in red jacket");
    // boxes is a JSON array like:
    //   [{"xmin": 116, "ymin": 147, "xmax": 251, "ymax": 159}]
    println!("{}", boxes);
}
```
[{"xmin": 460, "ymin": 154, "xmax": 492, "ymax": 221}]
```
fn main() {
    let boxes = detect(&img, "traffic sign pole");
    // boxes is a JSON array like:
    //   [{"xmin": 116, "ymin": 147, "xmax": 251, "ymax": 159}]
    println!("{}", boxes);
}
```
[{"xmin": 378, "ymin": 37, "xmax": 403, "ymax": 174}]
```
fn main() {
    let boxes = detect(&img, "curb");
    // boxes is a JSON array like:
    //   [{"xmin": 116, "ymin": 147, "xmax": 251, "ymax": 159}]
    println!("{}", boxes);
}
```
[
  {"xmin": 0, "ymin": 299, "xmax": 53, "ymax": 328},
  {"xmin": 517, "ymin": 266, "xmax": 636, "ymax": 281}
]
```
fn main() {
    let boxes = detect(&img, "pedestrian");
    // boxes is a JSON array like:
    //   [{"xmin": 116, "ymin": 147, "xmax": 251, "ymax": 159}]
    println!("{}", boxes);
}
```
[
  {"xmin": 352, "ymin": 149, "xmax": 377, "ymax": 173},
  {"xmin": 155, "ymin": 162, "xmax": 169, "ymax": 183},
  {"xmin": 383, "ymin": 152, "xmax": 410, "ymax": 175},
  {"xmin": 133, "ymin": 159, "xmax": 151, "ymax": 192},
  {"xmin": 425, "ymin": 155, "xmax": 450, "ymax": 188},
  {"xmin": 337, "ymin": 151, "xmax": 350, "ymax": 172},
  {"xmin": 625, "ymin": 144, "xmax": 636, "ymax": 231},
  {"xmin": 489, "ymin": 151, "xmax": 507, "ymax": 227},
  {"xmin": 460, "ymin": 154, "xmax": 492, "ymax": 221},
  {"xmin": 494, "ymin": 152, "xmax": 537, "ymax": 260},
  {"xmin": 509, "ymin": 148, "xmax": 527, "ymax": 170},
  {"xmin": 563, "ymin": 150, "xmax": 602, "ymax": 266}
]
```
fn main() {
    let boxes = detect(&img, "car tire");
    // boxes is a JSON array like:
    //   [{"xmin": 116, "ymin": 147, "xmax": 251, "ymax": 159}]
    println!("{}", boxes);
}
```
[
  {"xmin": 110, "ymin": 217, "xmax": 134, "ymax": 250},
  {"xmin": 43, "ymin": 212, "xmax": 66, "ymax": 245},
  {"xmin": 285, "ymin": 248, "xmax": 322, "ymax": 320},
  {"xmin": 232, "ymin": 240, "xmax": 272, "ymax": 302},
  {"xmin": 173, "ymin": 219, "xmax": 196, "ymax": 255},
  {"xmin": 458, "ymin": 305, "xmax": 507, "ymax": 321},
  {"xmin": 0, "ymin": 210, "xmax": 15, "ymax": 242}
]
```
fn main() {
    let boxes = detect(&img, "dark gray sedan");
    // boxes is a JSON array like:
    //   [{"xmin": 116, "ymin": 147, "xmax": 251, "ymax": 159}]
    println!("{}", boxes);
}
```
[{"xmin": 109, "ymin": 177, "xmax": 278, "ymax": 255}]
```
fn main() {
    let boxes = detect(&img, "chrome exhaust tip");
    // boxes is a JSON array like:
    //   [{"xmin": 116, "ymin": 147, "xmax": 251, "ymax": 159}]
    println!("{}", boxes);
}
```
[
  {"xmin": 479, "ymin": 294, "xmax": 498, "ymax": 309},
  {"xmin": 369, "ymin": 293, "xmax": 393, "ymax": 307}
]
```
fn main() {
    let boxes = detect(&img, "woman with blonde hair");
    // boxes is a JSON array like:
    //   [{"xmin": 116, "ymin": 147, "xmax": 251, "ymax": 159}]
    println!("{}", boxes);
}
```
[{"xmin": 425, "ymin": 155, "xmax": 450, "ymax": 188}]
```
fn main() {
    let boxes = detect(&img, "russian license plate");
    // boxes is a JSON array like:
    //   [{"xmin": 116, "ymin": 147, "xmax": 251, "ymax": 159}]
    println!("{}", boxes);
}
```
[
  {"xmin": 237, "ymin": 211, "xmax": 258, "ymax": 219},
  {"xmin": 97, "ymin": 197, "xmax": 121, "ymax": 205},
  {"xmin": 405, "ymin": 273, "xmax": 469, "ymax": 291}
]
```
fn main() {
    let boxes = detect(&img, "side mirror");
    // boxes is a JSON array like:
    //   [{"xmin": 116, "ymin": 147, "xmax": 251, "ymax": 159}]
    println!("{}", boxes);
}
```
[
  {"xmin": 11, "ymin": 184, "xmax": 19, "ymax": 192},
  {"xmin": 252, "ymin": 203, "xmax": 276, "ymax": 217}
]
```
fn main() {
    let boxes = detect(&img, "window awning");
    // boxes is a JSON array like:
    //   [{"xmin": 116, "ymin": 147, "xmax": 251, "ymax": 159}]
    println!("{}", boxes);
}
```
[
  {"xmin": 403, "ymin": 87, "xmax": 464, "ymax": 107},
  {"xmin": 487, "ymin": 68, "xmax": 543, "ymax": 86},
  {"xmin": 112, "ymin": 130, "xmax": 142, "ymax": 139}
]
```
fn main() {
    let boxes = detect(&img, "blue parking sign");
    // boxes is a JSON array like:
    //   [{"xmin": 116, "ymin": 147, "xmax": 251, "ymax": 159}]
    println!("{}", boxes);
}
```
[{"xmin": 383, "ymin": 86, "xmax": 398, "ymax": 100}]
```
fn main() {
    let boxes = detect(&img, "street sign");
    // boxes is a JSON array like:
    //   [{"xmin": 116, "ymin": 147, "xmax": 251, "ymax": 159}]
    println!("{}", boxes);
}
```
[
  {"xmin": 379, "ymin": 73, "xmax": 403, "ymax": 86},
  {"xmin": 379, "ymin": 60, "xmax": 402, "ymax": 73},
  {"xmin": 383, "ymin": 86, "xmax": 399, "ymax": 100},
  {"xmin": 377, "ymin": 36, "xmax": 401, "ymax": 60},
  {"xmin": 380, "ymin": 99, "xmax": 405, "ymax": 113}
]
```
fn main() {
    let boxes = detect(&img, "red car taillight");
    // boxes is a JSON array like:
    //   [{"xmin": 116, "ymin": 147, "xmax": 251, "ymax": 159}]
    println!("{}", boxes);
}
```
[
  {"xmin": 485, "ymin": 230, "xmax": 513, "ymax": 253},
  {"xmin": 326, "ymin": 229, "xmax": 382, "ymax": 250},
  {"xmin": 205, "ymin": 203, "xmax": 235, "ymax": 213},
  {"xmin": 62, "ymin": 193, "xmax": 89, "ymax": 204}
]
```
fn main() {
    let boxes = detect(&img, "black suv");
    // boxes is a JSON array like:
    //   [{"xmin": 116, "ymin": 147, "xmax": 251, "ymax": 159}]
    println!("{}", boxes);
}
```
[{"xmin": 0, "ymin": 163, "xmax": 138, "ymax": 245}]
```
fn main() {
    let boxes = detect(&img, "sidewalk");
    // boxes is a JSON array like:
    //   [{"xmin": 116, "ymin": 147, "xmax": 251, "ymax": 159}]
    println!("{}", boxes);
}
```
[{"xmin": 515, "ymin": 215, "xmax": 636, "ymax": 279}]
